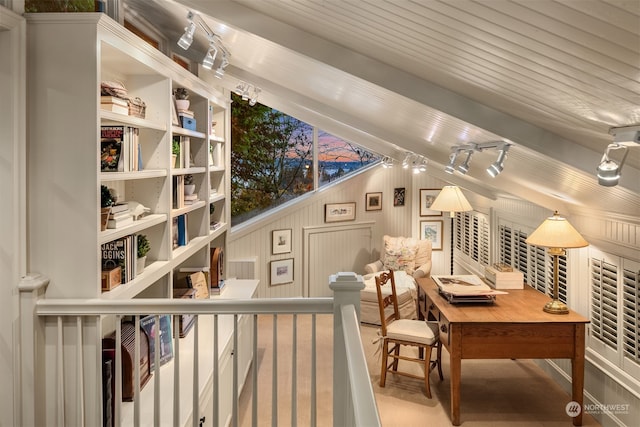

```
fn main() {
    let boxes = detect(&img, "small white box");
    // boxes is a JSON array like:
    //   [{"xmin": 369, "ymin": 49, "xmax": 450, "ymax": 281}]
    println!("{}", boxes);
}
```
[{"xmin": 484, "ymin": 265, "xmax": 524, "ymax": 289}]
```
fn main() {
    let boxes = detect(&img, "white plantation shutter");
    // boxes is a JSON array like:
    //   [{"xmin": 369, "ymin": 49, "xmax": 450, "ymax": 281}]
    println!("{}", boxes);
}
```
[
  {"xmin": 591, "ymin": 258, "xmax": 619, "ymax": 350},
  {"xmin": 557, "ymin": 254, "xmax": 568, "ymax": 303},
  {"xmin": 454, "ymin": 212, "xmax": 462, "ymax": 251},
  {"xmin": 471, "ymin": 215, "xmax": 479, "ymax": 261},
  {"xmin": 499, "ymin": 225, "xmax": 512, "ymax": 266},
  {"xmin": 529, "ymin": 245, "xmax": 547, "ymax": 293},
  {"xmin": 622, "ymin": 263, "xmax": 640, "ymax": 363},
  {"xmin": 514, "ymin": 230, "xmax": 528, "ymax": 282},
  {"xmin": 478, "ymin": 215, "xmax": 489, "ymax": 266}
]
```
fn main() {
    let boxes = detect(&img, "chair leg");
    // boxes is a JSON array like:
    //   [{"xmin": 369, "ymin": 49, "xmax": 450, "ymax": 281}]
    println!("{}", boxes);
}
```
[
  {"xmin": 423, "ymin": 345, "xmax": 432, "ymax": 399},
  {"xmin": 380, "ymin": 340, "xmax": 389, "ymax": 387}
]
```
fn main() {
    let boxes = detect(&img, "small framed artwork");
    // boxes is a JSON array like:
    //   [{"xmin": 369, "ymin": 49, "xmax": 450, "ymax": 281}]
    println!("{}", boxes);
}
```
[
  {"xmin": 272, "ymin": 229, "xmax": 292, "ymax": 255},
  {"xmin": 394, "ymin": 188, "xmax": 406, "ymax": 206},
  {"xmin": 325, "ymin": 202, "xmax": 356, "ymax": 223},
  {"xmin": 270, "ymin": 258, "xmax": 294, "ymax": 286},
  {"xmin": 419, "ymin": 188, "xmax": 442, "ymax": 217},
  {"xmin": 365, "ymin": 192, "xmax": 382, "ymax": 211},
  {"xmin": 420, "ymin": 220, "xmax": 443, "ymax": 250}
]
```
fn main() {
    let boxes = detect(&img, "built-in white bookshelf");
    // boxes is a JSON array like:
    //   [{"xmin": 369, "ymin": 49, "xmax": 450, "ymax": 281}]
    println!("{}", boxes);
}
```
[
  {"xmin": 27, "ymin": 12, "xmax": 229, "ymax": 300},
  {"xmin": 26, "ymin": 12, "xmax": 233, "ymax": 426}
]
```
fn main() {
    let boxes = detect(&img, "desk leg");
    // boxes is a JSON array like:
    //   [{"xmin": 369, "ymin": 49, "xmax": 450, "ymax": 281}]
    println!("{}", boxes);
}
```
[
  {"xmin": 449, "ymin": 326, "xmax": 462, "ymax": 426},
  {"xmin": 572, "ymin": 324, "xmax": 586, "ymax": 426}
]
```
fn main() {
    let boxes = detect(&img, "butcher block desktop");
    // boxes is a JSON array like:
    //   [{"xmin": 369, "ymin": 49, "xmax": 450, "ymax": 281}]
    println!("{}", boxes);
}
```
[{"xmin": 416, "ymin": 277, "xmax": 589, "ymax": 426}]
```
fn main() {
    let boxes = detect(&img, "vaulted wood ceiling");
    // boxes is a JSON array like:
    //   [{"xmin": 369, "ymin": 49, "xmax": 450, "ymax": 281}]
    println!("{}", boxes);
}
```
[{"xmin": 125, "ymin": 0, "xmax": 640, "ymax": 217}]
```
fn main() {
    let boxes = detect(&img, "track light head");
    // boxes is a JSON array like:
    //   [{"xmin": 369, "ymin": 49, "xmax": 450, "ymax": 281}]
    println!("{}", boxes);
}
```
[
  {"xmin": 177, "ymin": 21, "xmax": 196, "ymax": 50},
  {"xmin": 597, "ymin": 143, "xmax": 628, "ymax": 186},
  {"xmin": 457, "ymin": 151, "xmax": 473, "ymax": 175},
  {"xmin": 248, "ymin": 88, "xmax": 261, "ymax": 106},
  {"xmin": 201, "ymin": 44, "xmax": 218, "ymax": 70},
  {"xmin": 486, "ymin": 144, "xmax": 510, "ymax": 177},
  {"xmin": 444, "ymin": 152, "xmax": 457, "ymax": 174},
  {"xmin": 215, "ymin": 54, "xmax": 229, "ymax": 78}
]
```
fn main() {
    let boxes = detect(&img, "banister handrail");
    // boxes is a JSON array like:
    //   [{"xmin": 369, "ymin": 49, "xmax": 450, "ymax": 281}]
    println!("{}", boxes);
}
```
[
  {"xmin": 35, "ymin": 297, "xmax": 334, "ymax": 316},
  {"xmin": 341, "ymin": 304, "xmax": 381, "ymax": 427}
]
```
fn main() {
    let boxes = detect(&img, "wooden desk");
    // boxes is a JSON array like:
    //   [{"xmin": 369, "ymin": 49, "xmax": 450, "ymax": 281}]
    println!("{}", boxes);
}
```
[{"xmin": 416, "ymin": 277, "xmax": 589, "ymax": 426}]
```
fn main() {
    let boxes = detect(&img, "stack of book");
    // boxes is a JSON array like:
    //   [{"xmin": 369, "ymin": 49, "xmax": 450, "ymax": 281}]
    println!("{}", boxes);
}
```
[
  {"xmin": 183, "ymin": 193, "xmax": 198, "ymax": 205},
  {"xmin": 100, "ymin": 96, "xmax": 128, "ymax": 115},
  {"xmin": 107, "ymin": 203, "xmax": 132, "ymax": 229},
  {"xmin": 178, "ymin": 109, "xmax": 196, "ymax": 130}
]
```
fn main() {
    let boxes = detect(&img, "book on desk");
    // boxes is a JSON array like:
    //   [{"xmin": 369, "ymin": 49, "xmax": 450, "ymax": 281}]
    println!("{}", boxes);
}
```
[{"xmin": 432, "ymin": 274, "xmax": 507, "ymax": 304}]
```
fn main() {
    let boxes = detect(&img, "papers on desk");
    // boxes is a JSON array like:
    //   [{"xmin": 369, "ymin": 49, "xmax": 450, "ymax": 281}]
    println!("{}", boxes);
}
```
[{"xmin": 433, "ymin": 275, "xmax": 508, "ymax": 304}]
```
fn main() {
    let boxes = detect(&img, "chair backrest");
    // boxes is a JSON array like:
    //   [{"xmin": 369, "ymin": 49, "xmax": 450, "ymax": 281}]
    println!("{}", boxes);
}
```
[{"xmin": 375, "ymin": 270, "xmax": 400, "ymax": 336}]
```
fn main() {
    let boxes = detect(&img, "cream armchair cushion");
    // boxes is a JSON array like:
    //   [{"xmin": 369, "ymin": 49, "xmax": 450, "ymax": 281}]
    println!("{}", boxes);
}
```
[{"xmin": 364, "ymin": 235, "xmax": 432, "ymax": 278}]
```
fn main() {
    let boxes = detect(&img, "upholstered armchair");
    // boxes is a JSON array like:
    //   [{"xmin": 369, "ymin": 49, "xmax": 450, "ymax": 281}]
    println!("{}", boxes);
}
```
[{"xmin": 364, "ymin": 235, "xmax": 432, "ymax": 279}]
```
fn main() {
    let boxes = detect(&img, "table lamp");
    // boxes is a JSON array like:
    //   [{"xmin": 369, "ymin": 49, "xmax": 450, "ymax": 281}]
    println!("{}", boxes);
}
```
[
  {"xmin": 525, "ymin": 211, "xmax": 588, "ymax": 314},
  {"xmin": 429, "ymin": 186, "xmax": 473, "ymax": 275}
]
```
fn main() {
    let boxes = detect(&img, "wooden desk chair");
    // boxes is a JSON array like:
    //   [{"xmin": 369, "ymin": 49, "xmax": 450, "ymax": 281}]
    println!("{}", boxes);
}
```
[{"xmin": 375, "ymin": 269, "xmax": 443, "ymax": 398}]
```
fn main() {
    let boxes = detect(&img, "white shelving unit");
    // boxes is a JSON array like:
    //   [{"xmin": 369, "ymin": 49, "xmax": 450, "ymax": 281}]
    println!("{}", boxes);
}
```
[
  {"xmin": 26, "ymin": 12, "xmax": 232, "ymax": 426},
  {"xmin": 27, "ymin": 12, "xmax": 229, "ymax": 298}
]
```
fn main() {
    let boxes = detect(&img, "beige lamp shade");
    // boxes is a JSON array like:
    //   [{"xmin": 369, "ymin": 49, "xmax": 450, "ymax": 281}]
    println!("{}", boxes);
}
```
[
  {"xmin": 430, "ymin": 185, "xmax": 473, "ymax": 213},
  {"xmin": 525, "ymin": 211, "xmax": 588, "ymax": 249}
]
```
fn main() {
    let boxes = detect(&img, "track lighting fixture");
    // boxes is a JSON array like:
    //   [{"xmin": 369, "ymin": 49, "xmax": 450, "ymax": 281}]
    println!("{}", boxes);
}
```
[
  {"xmin": 234, "ymin": 81, "xmax": 261, "ymax": 106},
  {"xmin": 177, "ymin": 11, "xmax": 230, "ymax": 77},
  {"xmin": 444, "ymin": 141, "xmax": 512, "ymax": 177},
  {"xmin": 596, "ymin": 125, "xmax": 639, "ymax": 187},
  {"xmin": 380, "ymin": 156, "xmax": 394, "ymax": 168},
  {"xmin": 400, "ymin": 152, "xmax": 428, "ymax": 173}
]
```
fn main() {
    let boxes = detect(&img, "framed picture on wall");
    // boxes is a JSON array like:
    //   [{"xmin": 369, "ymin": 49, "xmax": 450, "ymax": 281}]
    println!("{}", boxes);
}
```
[
  {"xmin": 325, "ymin": 202, "xmax": 356, "ymax": 222},
  {"xmin": 272, "ymin": 229, "xmax": 292, "ymax": 255},
  {"xmin": 420, "ymin": 220, "xmax": 443, "ymax": 250},
  {"xmin": 393, "ymin": 188, "xmax": 406, "ymax": 206},
  {"xmin": 270, "ymin": 258, "xmax": 294, "ymax": 286},
  {"xmin": 365, "ymin": 192, "xmax": 382, "ymax": 211},
  {"xmin": 419, "ymin": 188, "xmax": 442, "ymax": 217}
]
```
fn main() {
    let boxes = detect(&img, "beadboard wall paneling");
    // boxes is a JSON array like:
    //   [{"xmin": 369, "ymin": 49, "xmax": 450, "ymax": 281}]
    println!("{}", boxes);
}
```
[
  {"xmin": 228, "ymin": 165, "xmax": 426, "ymax": 298},
  {"xmin": 303, "ymin": 222, "xmax": 374, "ymax": 297}
]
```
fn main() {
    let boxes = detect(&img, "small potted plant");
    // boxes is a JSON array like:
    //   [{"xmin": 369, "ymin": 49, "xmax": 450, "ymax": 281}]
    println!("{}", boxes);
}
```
[
  {"xmin": 172, "ymin": 139, "xmax": 181, "ymax": 168},
  {"xmin": 174, "ymin": 88, "xmax": 190, "ymax": 111},
  {"xmin": 184, "ymin": 174, "xmax": 195, "ymax": 195},
  {"xmin": 136, "ymin": 234, "xmax": 150, "ymax": 275},
  {"xmin": 100, "ymin": 185, "xmax": 114, "ymax": 231}
]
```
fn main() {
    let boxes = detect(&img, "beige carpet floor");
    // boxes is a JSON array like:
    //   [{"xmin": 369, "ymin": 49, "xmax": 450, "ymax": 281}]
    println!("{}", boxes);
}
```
[{"xmin": 237, "ymin": 314, "xmax": 601, "ymax": 427}]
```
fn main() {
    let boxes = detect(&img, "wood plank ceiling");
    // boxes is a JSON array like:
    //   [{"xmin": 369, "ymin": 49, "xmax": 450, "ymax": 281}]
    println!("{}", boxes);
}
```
[{"xmin": 125, "ymin": 0, "xmax": 640, "ymax": 216}]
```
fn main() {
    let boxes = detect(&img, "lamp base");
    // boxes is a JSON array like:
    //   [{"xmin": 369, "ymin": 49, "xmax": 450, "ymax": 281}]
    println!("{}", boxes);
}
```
[{"xmin": 543, "ymin": 299, "xmax": 569, "ymax": 314}]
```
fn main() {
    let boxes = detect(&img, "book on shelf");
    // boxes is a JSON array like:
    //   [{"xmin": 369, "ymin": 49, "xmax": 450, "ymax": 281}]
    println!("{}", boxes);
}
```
[
  {"xmin": 176, "ymin": 267, "xmax": 210, "ymax": 288},
  {"xmin": 101, "ymin": 235, "xmax": 137, "ymax": 284},
  {"xmin": 109, "ymin": 210, "xmax": 130, "ymax": 220},
  {"xmin": 100, "ymin": 95, "xmax": 128, "ymax": 107},
  {"xmin": 210, "ymin": 279, "xmax": 226, "ymax": 295},
  {"xmin": 140, "ymin": 315, "xmax": 173, "ymax": 369},
  {"xmin": 107, "ymin": 214, "xmax": 133, "ymax": 229},
  {"xmin": 172, "ymin": 175, "xmax": 185, "ymax": 209},
  {"xmin": 172, "ymin": 217, "xmax": 178, "ymax": 249},
  {"xmin": 172, "ymin": 135, "xmax": 190, "ymax": 169},
  {"xmin": 109, "ymin": 202, "xmax": 129, "ymax": 214},
  {"xmin": 177, "ymin": 214, "xmax": 188, "ymax": 246},
  {"xmin": 101, "ymin": 125, "xmax": 141, "ymax": 173},
  {"xmin": 177, "ymin": 109, "xmax": 194, "ymax": 118},
  {"xmin": 184, "ymin": 193, "xmax": 198, "ymax": 201},
  {"xmin": 100, "ymin": 136, "xmax": 122, "ymax": 172},
  {"xmin": 100, "ymin": 102, "xmax": 129, "ymax": 115},
  {"xmin": 176, "ymin": 271, "xmax": 209, "ymax": 299}
]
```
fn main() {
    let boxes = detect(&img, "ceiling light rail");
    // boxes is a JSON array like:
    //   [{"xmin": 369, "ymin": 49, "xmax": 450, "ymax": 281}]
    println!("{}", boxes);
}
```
[
  {"xmin": 445, "ymin": 141, "xmax": 512, "ymax": 177},
  {"xmin": 178, "ymin": 11, "xmax": 230, "ymax": 78}
]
